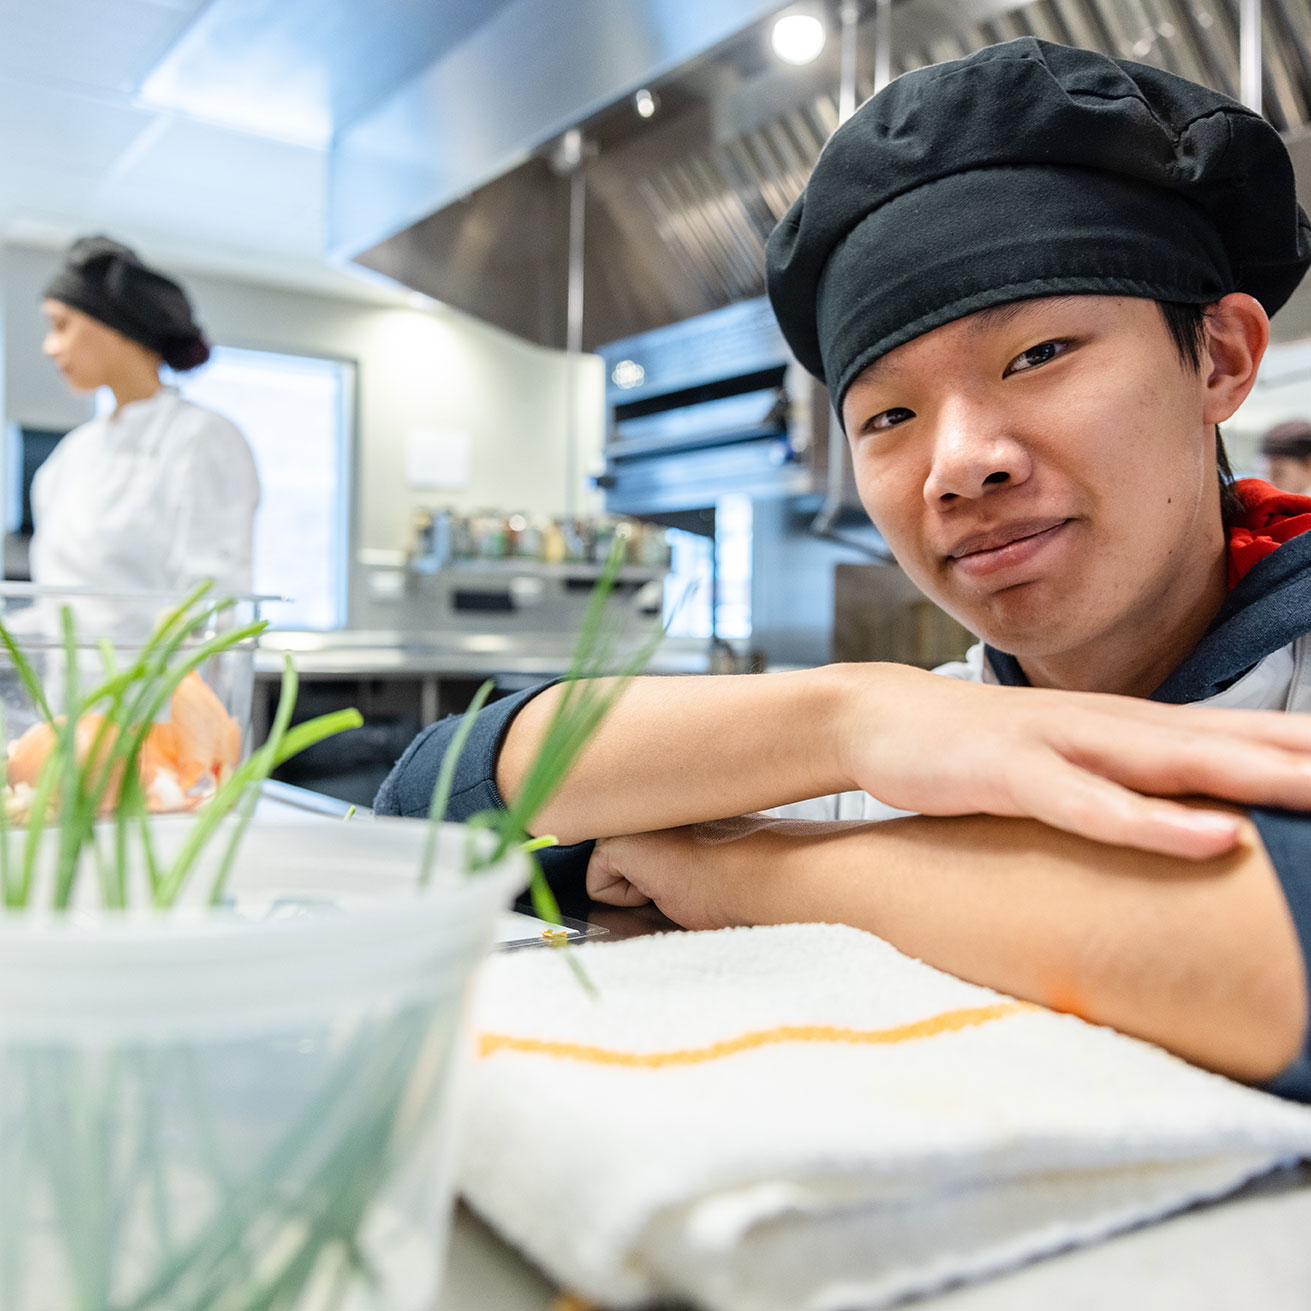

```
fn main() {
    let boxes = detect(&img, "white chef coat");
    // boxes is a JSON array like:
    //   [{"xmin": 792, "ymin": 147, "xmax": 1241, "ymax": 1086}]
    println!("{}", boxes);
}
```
[{"xmin": 31, "ymin": 387, "xmax": 260, "ymax": 597}]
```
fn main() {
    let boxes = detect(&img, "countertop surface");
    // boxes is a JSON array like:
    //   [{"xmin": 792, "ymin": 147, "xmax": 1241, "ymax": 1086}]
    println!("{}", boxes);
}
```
[
  {"xmin": 436, "ymin": 1164, "xmax": 1311, "ymax": 1311},
  {"xmin": 255, "ymin": 630, "xmax": 711, "ymax": 679}
]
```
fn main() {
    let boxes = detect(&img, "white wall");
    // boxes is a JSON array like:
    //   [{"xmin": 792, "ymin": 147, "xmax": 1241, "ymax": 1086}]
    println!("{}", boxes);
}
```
[{"xmin": 1, "ymin": 241, "xmax": 605, "ymax": 575}]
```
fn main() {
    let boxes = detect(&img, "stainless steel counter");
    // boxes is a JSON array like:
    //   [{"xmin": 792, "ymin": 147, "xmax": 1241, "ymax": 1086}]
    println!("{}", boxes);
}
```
[
  {"xmin": 253, "ymin": 632, "xmax": 713, "ymax": 809},
  {"xmin": 255, "ymin": 630, "xmax": 711, "ymax": 679}
]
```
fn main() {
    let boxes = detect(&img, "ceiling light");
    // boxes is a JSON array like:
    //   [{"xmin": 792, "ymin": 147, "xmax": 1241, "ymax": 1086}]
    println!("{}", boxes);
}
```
[
  {"xmin": 772, "ymin": 12, "xmax": 827, "ymax": 66},
  {"xmin": 611, "ymin": 360, "xmax": 645, "ymax": 389},
  {"xmin": 634, "ymin": 88, "xmax": 658, "ymax": 118}
]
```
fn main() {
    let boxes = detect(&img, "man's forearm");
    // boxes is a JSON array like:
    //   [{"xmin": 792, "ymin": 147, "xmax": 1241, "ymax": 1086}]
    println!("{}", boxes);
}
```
[
  {"xmin": 495, "ymin": 667, "xmax": 859, "ymax": 844},
  {"xmin": 596, "ymin": 814, "xmax": 1308, "ymax": 1083},
  {"xmin": 487, "ymin": 661, "xmax": 1311, "ymax": 860}
]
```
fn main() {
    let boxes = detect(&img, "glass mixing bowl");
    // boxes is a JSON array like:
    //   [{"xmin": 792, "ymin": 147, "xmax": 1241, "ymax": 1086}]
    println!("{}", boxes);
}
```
[{"xmin": 0, "ymin": 585, "xmax": 270, "ymax": 818}]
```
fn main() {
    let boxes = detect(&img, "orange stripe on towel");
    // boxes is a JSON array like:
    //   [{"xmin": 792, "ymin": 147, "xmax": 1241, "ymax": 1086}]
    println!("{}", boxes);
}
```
[{"xmin": 478, "ymin": 1001, "xmax": 1032, "ymax": 1068}]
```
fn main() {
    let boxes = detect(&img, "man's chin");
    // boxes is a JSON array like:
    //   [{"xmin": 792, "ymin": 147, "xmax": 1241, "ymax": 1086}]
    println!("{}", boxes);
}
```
[
  {"xmin": 965, "ymin": 599, "xmax": 1091, "ymax": 660},
  {"xmin": 912, "ymin": 574, "xmax": 1094, "ymax": 662}
]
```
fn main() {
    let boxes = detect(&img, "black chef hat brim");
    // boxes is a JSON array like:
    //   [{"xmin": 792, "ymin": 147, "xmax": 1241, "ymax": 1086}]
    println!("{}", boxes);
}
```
[
  {"xmin": 766, "ymin": 38, "xmax": 1311, "ymax": 414},
  {"xmin": 817, "ymin": 164, "xmax": 1234, "ymax": 407}
]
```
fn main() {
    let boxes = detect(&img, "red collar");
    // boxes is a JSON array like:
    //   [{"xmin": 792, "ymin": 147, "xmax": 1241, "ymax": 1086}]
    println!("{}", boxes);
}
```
[{"xmin": 1227, "ymin": 478, "xmax": 1311, "ymax": 587}]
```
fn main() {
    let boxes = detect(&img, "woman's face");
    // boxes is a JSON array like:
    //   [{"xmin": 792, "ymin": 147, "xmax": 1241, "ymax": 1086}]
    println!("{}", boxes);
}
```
[{"xmin": 41, "ymin": 300, "xmax": 134, "ymax": 392}]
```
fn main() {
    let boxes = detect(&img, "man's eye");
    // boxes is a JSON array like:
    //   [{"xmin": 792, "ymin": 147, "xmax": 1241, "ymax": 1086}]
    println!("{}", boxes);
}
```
[
  {"xmin": 869, "ymin": 407, "xmax": 915, "ymax": 432},
  {"xmin": 1005, "ymin": 340, "xmax": 1068, "ymax": 376}
]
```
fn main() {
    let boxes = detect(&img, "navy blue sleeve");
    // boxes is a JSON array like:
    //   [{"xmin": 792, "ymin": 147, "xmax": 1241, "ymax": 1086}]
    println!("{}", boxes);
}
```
[
  {"xmin": 372, "ymin": 680, "xmax": 595, "ymax": 887},
  {"xmin": 1249, "ymin": 807, "xmax": 1311, "ymax": 1102}
]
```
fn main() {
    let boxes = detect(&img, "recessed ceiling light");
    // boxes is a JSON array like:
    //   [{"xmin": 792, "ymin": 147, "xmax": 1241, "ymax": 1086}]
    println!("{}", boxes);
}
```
[
  {"xmin": 634, "ymin": 88, "xmax": 658, "ymax": 118},
  {"xmin": 772, "ymin": 12, "xmax": 827, "ymax": 66},
  {"xmin": 611, "ymin": 360, "xmax": 645, "ymax": 389}
]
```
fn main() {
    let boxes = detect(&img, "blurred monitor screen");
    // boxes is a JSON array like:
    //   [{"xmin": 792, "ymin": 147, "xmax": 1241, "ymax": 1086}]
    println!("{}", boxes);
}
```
[{"xmin": 15, "ymin": 427, "xmax": 66, "ymax": 536}]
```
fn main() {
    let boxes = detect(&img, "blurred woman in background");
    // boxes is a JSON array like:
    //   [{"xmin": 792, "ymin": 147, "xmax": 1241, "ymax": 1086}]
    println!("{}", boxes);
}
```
[
  {"xmin": 34, "ymin": 235, "xmax": 259, "ymax": 597},
  {"xmin": 1261, "ymin": 419, "xmax": 1311, "ymax": 496}
]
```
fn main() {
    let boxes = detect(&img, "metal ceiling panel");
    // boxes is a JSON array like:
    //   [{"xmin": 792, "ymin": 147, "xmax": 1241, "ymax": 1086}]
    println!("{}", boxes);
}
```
[
  {"xmin": 98, "ymin": 114, "xmax": 327, "ymax": 255},
  {"xmin": 329, "ymin": 0, "xmax": 789, "ymax": 258},
  {"xmin": 139, "ymin": 0, "xmax": 518, "ymax": 146},
  {"xmin": 0, "ymin": 0, "xmax": 206, "ymax": 95},
  {"xmin": 0, "ymin": 77, "xmax": 154, "ymax": 172}
]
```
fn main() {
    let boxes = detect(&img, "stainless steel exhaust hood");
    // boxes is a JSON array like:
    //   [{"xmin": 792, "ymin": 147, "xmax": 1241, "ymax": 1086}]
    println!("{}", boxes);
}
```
[{"xmin": 352, "ymin": 0, "xmax": 1311, "ymax": 353}]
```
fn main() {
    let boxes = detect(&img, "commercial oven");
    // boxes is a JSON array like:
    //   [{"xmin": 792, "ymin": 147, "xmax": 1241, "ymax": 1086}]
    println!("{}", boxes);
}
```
[
  {"xmin": 595, "ymin": 296, "xmax": 858, "ymax": 524},
  {"xmin": 595, "ymin": 298, "xmax": 894, "ymax": 667}
]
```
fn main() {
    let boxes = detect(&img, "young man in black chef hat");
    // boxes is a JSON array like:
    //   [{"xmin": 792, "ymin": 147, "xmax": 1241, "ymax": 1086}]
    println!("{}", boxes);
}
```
[{"xmin": 378, "ymin": 40, "xmax": 1311, "ymax": 1097}]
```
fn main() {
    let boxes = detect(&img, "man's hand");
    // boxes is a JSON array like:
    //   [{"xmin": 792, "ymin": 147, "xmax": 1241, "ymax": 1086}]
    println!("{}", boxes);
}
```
[
  {"xmin": 839, "ymin": 664, "xmax": 1311, "ymax": 860},
  {"xmin": 587, "ymin": 816, "xmax": 838, "ymax": 929},
  {"xmin": 586, "ymin": 819, "xmax": 753, "ymax": 929}
]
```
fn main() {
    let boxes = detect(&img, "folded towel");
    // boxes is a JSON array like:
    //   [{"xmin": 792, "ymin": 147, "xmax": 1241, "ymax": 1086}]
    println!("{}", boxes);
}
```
[{"xmin": 459, "ymin": 923, "xmax": 1311, "ymax": 1311}]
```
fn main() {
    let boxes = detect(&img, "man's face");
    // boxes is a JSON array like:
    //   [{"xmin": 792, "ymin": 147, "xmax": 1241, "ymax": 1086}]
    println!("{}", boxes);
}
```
[
  {"xmin": 1265, "ymin": 454, "xmax": 1311, "ymax": 496},
  {"xmin": 840, "ymin": 296, "xmax": 1226, "ymax": 677}
]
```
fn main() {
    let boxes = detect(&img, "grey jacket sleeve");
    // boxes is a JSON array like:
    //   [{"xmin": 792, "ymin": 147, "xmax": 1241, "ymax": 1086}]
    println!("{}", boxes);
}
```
[
  {"xmin": 373, "ymin": 680, "xmax": 596, "ymax": 885},
  {"xmin": 1249, "ymin": 806, "xmax": 1311, "ymax": 1102}
]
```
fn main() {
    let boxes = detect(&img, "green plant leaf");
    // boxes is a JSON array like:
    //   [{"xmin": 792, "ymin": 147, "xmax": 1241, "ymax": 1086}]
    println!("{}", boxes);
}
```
[
  {"xmin": 425, "ymin": 539, "xmax": 666, "ymax": 994},
  {"xmin": 0, "ymin": 620, "xmax": 53, "ymax": 724},
  {"xmin": 205, "ymin": 655, "xmax": 300, "ymax": 907}
]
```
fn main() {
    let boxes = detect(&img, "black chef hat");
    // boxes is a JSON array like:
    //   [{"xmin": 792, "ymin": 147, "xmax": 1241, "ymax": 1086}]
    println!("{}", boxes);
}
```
[
  {"xmin": 766, "ymin": 37, "xmax": 1311, "ymax": 416},
  {"xmin": 44, "ymin": 235, "xmax": 210, "ymax": 372}
]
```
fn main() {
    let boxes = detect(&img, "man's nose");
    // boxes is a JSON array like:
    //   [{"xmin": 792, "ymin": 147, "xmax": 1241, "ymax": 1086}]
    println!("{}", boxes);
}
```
[{"xmin": 922, "ymin": 405, "xmax": 1032, "ymax": 504}]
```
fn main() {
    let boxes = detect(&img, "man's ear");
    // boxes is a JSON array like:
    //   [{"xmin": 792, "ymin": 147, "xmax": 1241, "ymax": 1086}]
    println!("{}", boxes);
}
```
[{"xmin": 1202, "ymin": 293, "xmax": 1270, "ymax": 424}]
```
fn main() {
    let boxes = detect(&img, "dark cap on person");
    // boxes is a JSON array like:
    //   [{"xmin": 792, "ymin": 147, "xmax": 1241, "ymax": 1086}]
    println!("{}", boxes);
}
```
[
  {"xmin": 1261, "ymin": 419, "xmax": 1311, "ymax": 458},
  {"xmin": 765, "ymin": 37, "xmax": 1311, "ymax": 417},
  {"xmin": 44, "ymin": 235, "xmax": 210, "ymax": 372}
]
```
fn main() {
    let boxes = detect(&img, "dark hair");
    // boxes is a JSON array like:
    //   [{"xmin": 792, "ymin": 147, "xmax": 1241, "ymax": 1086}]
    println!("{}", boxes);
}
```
[
  {"xmin": 1260, "ymin": 418, "xmax": 1311, "ymax": 459},
  {"xmin": 161, "ymin": 334, "xmax": 211, "ymax": 372},
  {"xmin": 1157, "ymin": 300, "xmax": 1244, "ymax": 527},
  {"xmin": 44, "ymin": 235, "xmax": 210, "ymax": 373}
]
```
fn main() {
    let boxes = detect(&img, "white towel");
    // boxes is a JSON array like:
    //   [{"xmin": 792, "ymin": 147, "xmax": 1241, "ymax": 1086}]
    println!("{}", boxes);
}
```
[{"xmin": 458, "ymin": 923, "xmax": 1311, "ymax": 1311}]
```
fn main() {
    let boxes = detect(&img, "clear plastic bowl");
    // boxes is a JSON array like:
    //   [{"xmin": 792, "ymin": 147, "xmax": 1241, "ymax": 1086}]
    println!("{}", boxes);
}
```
[
  {"xmin": 0, "ymin": 815, "xmax": 528, "ymax": 1311},
  {"xmin": 0, "ymin": 584, "xmax": 271, "ymax": 819}
]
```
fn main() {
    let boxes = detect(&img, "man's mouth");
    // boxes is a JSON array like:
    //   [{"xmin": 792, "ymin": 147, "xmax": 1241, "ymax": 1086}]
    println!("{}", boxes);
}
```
[
  {"xmin": 948, "ymin": 518, "xmax": 1070, "ymax": 559},
  {"xmin": 946, "ymin": 518, "xmax": 1071, "ymax": 577}
]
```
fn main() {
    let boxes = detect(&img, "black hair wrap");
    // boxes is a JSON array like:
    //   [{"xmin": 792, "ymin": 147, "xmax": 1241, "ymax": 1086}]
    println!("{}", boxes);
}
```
[{"xmin": 45, "ymin": 235, "xmax": 211, "ymax": 372}]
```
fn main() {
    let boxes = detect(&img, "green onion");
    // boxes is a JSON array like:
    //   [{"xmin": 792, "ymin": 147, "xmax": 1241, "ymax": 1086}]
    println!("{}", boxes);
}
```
[
  {"xmin": 426, "ymin": 539, "xmax": 665, "ymax": 987},
  {"xmin": 0, "ymin": 586, "xmax": 360, "ymax": 913}
]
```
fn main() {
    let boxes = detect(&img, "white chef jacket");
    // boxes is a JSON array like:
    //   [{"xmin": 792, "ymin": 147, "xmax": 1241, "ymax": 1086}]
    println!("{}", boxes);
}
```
[{"xmin": 31, "ymin": 387, "xmax": 260, "ymax": 597}]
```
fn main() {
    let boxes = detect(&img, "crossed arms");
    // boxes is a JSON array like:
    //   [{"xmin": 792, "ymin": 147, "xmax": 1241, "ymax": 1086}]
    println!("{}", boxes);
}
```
[{"xmin": 495, "ymin": 663, "xmax": 1311, "ymax": 1084}]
